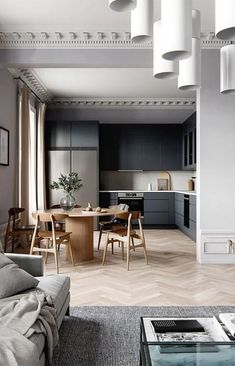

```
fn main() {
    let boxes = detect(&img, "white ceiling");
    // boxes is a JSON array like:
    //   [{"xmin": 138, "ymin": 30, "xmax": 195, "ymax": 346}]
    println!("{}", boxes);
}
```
[
  {"xmin": 1, "ymin": 0, "xmax": 209, "ymax": 122},
  {"xmin": 0, "ymin": 0, "xmax": 215, "ymax": 33},
  {"xmin": 33, "ymin": 68, "xmax": 195, "ymax": 99}
]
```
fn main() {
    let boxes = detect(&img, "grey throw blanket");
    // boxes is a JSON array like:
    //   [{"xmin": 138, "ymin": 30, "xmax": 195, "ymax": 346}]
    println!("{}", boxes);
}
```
[{"xmin": 0, "ymin": 290, "xmax": 58, "ymax": 366}]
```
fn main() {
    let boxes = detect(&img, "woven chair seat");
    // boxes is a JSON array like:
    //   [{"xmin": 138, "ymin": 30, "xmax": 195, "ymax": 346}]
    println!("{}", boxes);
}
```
[
  {"xmin": 37, "ymin": 231, "xmax": 72, "ymax": 240},
  {"xmin": 110, "ymin": 228, "xmax": 136, "ymax": 237}
]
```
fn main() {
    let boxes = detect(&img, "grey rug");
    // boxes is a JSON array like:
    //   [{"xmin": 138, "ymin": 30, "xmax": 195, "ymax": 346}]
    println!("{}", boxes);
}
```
[{"xmin": 55, "ymin": 306, "xmax": 235, "ymax": 366}]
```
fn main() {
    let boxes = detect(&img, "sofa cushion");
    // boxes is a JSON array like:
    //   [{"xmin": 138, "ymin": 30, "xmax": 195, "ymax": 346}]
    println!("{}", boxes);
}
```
[
  {"xmin": 36, "ymin": 275, "xmax": 70, "ymax": 315},
  {"xmin": 0, "ymin": 253, "xmax": 39, "ymax": 299}
]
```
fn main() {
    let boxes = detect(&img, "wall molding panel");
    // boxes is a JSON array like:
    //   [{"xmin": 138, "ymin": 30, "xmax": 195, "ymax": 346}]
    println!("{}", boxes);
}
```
[{"xmin": 199, "ymin": 230, "xmax": 235, "ymax": 264}]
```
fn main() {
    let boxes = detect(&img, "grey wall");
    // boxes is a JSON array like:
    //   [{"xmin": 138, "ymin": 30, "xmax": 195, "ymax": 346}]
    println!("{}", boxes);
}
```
[
  {"xmin": 198, "ymin": 49, "xmax": 235, "ymax": 230},
  {"xmin": 46, "ymin": 107, "xmax": 194, "ymax": 125},
  {"xmin": 0, "ymin": 70, "xmax": 18, "ymax": 224}
]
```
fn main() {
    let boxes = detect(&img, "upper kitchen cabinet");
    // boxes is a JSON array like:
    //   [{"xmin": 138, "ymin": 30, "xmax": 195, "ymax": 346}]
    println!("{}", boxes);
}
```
[
  {"xmin": 45, "ymin": 121, "xmax": 70, "ymax": 149},
  {"xmin": 118, "ymin": 125, "xmax": 144, "ymax": 170},
  {"xmin": 142, "ymin": 126, "xmax": 161, "ymax": 171},
  {"xmin": 71, "ymin": 121, "xmax": 99, "ymax": 148},
  {"xmin": 182, "ymin": 112, "xmax": 196, "ymax": 170},
  {"xmin": 45, "ymin": 121, "xmax": 99, "ymax": 150},
  {"xmin": 99, "ymin": 125, "xmax": 119, "ymax": 170},
  {"xmin": 161, "ymin": 125, "xmax": 182, "ymax": 170},
  {"xmin": 99, "ymin": 124, "xmax": 182, "ymax": 171}
]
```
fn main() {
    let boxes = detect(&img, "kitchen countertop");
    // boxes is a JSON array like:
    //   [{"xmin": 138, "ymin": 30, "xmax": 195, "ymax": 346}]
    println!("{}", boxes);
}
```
[{"xmin": 100, "ymin": 190, "xmax": 197, "ymax": 195}]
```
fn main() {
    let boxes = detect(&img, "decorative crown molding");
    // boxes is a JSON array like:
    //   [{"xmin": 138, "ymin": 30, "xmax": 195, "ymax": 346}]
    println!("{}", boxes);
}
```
[
  {"xmin": 0, "ymin": 30, "xmax": 232, "ymax": 49},
  {"xmin": 10, "ymin": 68, "xmax": 53, "ymax": 102},
  {"xmin": 10, "ymin": 68, "xmax": 196, "ymax": 108},
  {"xmin": 48, "ymin": 97, "xmax": 196, "ymax": 109}
]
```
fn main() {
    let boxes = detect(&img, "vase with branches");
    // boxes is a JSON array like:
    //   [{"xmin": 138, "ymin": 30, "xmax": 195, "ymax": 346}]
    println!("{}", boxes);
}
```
[{"xmin": 50, "ymin": 172, "xmax": 83, "ymax": 211}]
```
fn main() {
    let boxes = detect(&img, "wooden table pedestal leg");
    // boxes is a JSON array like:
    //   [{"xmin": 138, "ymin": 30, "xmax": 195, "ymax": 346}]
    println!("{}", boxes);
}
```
[{"xmin": 66, "ymin": 216, "xmax": 94, "ymax": 262}]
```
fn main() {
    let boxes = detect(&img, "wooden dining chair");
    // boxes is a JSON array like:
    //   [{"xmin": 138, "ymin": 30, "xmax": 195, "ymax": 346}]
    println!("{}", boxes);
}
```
[
  {"xmin": 97, "ymin": 204, "xmax": 129, "ymax": 250},
  {"xmin": 4, "ymin": 208, "xmax": 35, "ymax": 252},
  {"xmin": 102, "ymin": 211, "xmax": 148, "ymax": 271},
  {"xmin": 30, "ymin": 212, "xmax": 74, "ymax": 274},
  {"xmin": 51, "ymin": 204, "xmax": 81, "ymax": 231}
]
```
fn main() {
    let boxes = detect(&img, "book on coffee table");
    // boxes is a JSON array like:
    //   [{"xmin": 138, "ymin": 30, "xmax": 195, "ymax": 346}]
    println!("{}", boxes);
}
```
[{"xmin": 141, "ymin": 317, "xmax": 233, "ymax": 353}]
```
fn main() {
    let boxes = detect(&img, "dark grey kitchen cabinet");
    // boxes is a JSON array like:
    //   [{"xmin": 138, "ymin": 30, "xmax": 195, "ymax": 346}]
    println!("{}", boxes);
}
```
[
  {"xmin": 71, "ymin": 121, "xmax": 99, "ymax": 148},
  {"xmin": 182, "ymin": 112, "xmax": 196, "ymax": 171},
  {"xmin": 99, "ymin": 124, "xmax": 182, "ymax": 171},
  {"xmin": 118, "ymin": 126, "xmax": 144, "ymax": 170},
  {"xmin": 45, "ymin": 120, "xmax": 70, "ymax": 148},
  {"xmin": 99, "ymin": 125, "xmax": 119, "ymax": 170},
  {"xmin": 161, "ymin": 125, "xmax": 182, "ymax": 170},
  {"xmin": 142, "ymin": 127, "xmax": 162, "ymax": 171},
  {"xmin": 175, "ymin": 193, "xmax": 196, "ymax": 241},
  {"xmin": 143, "ymin": 192, "xmax": 175, "ymax": 226},
  {"xmin": 45, "ymin": 120, "xmax": 99, "ymax": 149}
]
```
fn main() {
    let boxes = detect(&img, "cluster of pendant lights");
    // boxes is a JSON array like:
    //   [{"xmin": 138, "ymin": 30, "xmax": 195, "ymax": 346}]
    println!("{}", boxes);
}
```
[
  {"xmin": 109, "ymin": 0, "xmax": 201, "ymax": 91},
  {"xmin": 109, "ymin": 0, "xmax": 235, "ymax": 94}
]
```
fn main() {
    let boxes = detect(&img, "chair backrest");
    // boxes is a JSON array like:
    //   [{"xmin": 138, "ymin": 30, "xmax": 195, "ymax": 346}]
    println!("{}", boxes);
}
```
[
  {"xmin": 7, "ymin": 207, "xmax": 25, "ymax": 231},
  {"xmin": 114, "ymin": 211, "xmax": 130, "ymax": 221},
  {"xmin": 32, "ymin": 212, "xmax": 68, "ymax": 223},
  {"xmin": 128, "ymin": 211, "xmax": 144, "ymax": 241}
]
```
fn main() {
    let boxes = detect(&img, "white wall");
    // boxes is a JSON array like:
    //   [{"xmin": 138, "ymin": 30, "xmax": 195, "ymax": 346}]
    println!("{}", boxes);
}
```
[
  {"xmin": 0, "ymin": 70, "xmax": 18, "ymax": 225},
  {"xmin": 100, "ymin": 170, "xmax": 196, "ymax": 191},
  {"xmin": 198, "ymin": 49, "xmax": 235, "ymax": 263}
]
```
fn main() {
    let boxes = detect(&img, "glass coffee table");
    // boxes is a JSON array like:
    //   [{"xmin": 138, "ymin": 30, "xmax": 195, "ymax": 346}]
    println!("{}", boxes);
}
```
[{"xmin": 140, "ymin": 317, "xmax": 235, "ymax": 366}]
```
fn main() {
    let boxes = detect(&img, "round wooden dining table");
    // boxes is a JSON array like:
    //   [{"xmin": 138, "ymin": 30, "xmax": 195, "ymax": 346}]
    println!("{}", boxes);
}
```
[{"xmin": 39, "ymin": 207, "xmax": 125, "ymax": 263}]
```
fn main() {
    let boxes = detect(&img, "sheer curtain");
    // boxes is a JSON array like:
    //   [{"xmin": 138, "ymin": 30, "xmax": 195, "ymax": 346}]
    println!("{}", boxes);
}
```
[
  {"xmin": 18, "ymin": 86, "xmax": 46, "ymax": 225},
  {"xmin": 18, "ymin": 85, "xmax": 30, "ymax": 225},
  {"xmin": 28, "ymin": 105, "xmax": 37, "ymax": 223},
  {"xmin": 37, "ymin": 102, "xmax": 47, "ymax": 210}
]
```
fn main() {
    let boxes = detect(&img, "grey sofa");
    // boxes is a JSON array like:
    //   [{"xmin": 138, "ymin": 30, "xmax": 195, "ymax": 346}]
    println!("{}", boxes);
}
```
[{"xmin": 6, "ymin": 253, "xmax": 70, "ymax": 366}]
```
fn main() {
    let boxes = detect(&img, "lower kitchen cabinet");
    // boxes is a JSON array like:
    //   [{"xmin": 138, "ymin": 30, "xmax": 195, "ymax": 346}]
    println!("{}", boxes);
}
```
[
  {"xmin": 144, "ymin": 192, "xmax": 175, "ymax": 226},
  {"xmin": 175, "ymin": 193, "xmax": 196, "ymax": 241}
]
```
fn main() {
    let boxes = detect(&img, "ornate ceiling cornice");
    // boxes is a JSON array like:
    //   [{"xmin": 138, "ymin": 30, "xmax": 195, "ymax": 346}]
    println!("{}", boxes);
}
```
[
  {"xmin": 0, "ymin": 30, "xmax": 232, "ymax": 49},
  {"xmin": 48, "ymin": 97, "xmax": 196, "ymax": 109},
  {"xmin": 10, "ymin": 68, "xmax": 53, "ymax": 102},
  {"xmin": 10, "ymin": 68, "xmax": 196, "ymax": 107}
]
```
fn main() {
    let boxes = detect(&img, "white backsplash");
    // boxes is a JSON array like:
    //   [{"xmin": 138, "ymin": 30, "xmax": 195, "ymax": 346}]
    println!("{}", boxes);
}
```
[{"xmin": 100, "ymin": 171, "xmax": 196, "ymax": 191}]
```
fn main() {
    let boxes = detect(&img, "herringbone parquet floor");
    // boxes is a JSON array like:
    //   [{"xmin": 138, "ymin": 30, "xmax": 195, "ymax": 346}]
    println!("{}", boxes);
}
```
[{"xmin": 44, "ymin": 230, "xmax": 235, "ymax": 306}]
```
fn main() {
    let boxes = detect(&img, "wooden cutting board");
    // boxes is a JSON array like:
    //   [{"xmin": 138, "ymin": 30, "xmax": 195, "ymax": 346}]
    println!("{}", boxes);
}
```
[{"xmin": 159, "ymin": 171, "xmax": 171, "ymax": 190}]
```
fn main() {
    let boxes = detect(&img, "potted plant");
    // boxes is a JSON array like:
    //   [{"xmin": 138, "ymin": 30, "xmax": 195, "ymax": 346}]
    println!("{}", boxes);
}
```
[{"xmin": 50, "ymin": 172, "xmax": 83, "ymax": 211}]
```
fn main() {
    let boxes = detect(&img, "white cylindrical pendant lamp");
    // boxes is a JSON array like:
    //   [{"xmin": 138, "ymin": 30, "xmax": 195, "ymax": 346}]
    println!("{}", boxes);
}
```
[
  {"xmin": 178, "ymin": 38, "xmax": 201, "ymax": 91},
  {"xmin": 178, "ymin": 10, "xmax": 201, "ymax": 91},
  {"xmin": 192, "ymin": 9, "xmax": 201, "ymax": 39},
  {"xmin": 221, "ymin": 45, "xmax": 235, "ymax": 94},
  {"xmin": 161, "ymin": 0, "xmax": 192, "ymax": 61},
  {"xmin": 153, "ymin": 21, "xmax": 179, "ymax": 79},
  {"xmin": 109, "ymin": 0, "xmax": 136, "ymax": 12},
  {"xmin": 216, "ymin": 0, "xmax": 235, "ymax": 40},
  {"xmin": 131, "ymin": 0, "xmax": 153, "ymax": 43}
]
